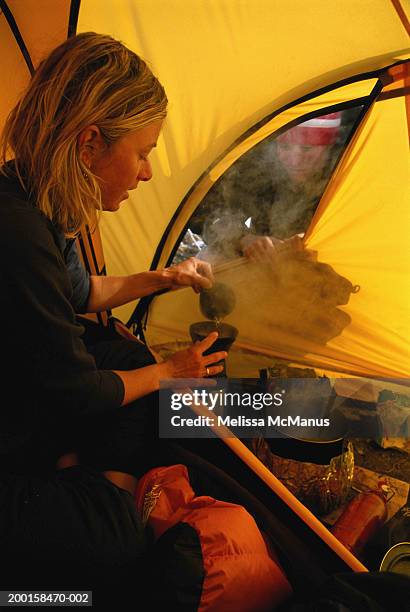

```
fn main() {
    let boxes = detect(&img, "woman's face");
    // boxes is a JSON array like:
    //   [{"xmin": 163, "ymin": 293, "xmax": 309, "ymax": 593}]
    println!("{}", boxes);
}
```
[{"xmin": 87, "ymin": 119, "xmax": 163, "ymax": 211}]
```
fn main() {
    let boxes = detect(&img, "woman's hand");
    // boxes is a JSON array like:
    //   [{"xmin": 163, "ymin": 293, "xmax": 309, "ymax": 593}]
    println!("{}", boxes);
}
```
[
  {"xmin": 164, "ymin": 257, "xmax": 214, "ymax": 293},
  {"xmin": 86, "ymin": 258, "xmax": 214, "ymax": 312},
  {"xmin": 114, "ymin": 332, "xmax": 227, "ymax": 406},
  {"xmin": 162, "ymin": 332, "xmax": 227, "ymax": 378}
]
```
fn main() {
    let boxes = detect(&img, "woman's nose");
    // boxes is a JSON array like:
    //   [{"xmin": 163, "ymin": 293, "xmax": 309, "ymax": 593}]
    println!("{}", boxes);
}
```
[{"xmin": 138, "ymin": 159, "xmax": 152, "ymax": 182}]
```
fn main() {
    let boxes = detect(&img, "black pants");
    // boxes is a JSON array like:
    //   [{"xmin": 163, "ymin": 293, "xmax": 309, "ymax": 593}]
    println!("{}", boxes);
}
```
[
  {"xmin": 0, "ymin": 466, "xmax": 149, "ymax": 599},
  {"xmin": 0, "ymin": 318, "xmax": 163, "ymax": 596}
]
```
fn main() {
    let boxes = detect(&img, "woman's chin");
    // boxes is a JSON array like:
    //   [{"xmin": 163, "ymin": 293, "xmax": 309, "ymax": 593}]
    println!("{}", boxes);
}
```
[{"xmin": 102, "ymin": 198, "xmax": 125, "ymax": 212}]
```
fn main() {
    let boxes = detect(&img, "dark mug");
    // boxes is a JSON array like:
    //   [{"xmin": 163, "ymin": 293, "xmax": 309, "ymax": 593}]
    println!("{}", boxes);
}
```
[{"xmin": 189, "ymin": 321, "xmax": 238, "ymax": 377}]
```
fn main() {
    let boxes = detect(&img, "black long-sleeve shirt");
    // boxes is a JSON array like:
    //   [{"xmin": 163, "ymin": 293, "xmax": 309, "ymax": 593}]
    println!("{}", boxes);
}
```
[{"xmin": 0, "ymin": 172, "xmax": 124, "ymax": 472}]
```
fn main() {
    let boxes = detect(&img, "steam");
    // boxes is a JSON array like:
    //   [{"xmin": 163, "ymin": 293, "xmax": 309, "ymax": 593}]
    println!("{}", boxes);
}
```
[
  {"xmin": 176, "ymin": 134, "xmax": 342, "ymax": 266},
  {"xmin": 173, "ymin": 110, "xmax": 359, "ymax": 348}
]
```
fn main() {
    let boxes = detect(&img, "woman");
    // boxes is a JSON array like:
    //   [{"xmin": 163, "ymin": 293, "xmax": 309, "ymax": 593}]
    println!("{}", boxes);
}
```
[{"xmin": 0, "ymin": 32, "xmax": 225, "ymax": 591}]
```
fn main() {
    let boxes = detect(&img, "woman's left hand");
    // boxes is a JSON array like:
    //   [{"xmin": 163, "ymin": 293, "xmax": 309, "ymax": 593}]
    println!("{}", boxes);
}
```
[{"xmin": 164, "ymin": 257, "xmax": 214, "ymax": 293}]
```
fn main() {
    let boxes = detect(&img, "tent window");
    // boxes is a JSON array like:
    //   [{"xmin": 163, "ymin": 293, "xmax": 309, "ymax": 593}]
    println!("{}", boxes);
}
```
[{"xmin": 172, "ymin": 106, "xmax": 363, "ymax": 264}]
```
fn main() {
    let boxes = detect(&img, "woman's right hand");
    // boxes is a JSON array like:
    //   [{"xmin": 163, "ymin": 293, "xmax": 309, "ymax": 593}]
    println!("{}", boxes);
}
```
[{"xmin": 162, "ymin": 332, "xmax": 227, "ymax": 378}]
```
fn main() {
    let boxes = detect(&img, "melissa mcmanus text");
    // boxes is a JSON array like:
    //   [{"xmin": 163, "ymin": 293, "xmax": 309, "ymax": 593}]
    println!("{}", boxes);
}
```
[
  {"xmin": 170, "ymin": 415, "xmax": 330, "ymax": 427},
  {"xmin": 220, "ymin": 416, "xmax": 330, "ymax": 427}
]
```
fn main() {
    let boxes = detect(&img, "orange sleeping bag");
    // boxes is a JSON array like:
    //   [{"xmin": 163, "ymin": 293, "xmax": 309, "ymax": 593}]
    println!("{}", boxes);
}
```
[{"xmin": 135, "ymin": 464, "xmax": 292, "ymax": 611}]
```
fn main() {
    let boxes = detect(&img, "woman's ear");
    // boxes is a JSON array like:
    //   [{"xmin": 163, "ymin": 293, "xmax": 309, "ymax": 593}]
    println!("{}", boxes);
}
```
[{"xmin": 77, "ymin": 125, "xmax": 106, "ymax": 167}]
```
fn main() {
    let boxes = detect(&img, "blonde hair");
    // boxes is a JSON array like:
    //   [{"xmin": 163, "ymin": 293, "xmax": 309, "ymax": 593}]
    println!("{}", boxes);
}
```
[{"xmin": 0, "ymin": 32, "xmax": 167, "ymax": 235}]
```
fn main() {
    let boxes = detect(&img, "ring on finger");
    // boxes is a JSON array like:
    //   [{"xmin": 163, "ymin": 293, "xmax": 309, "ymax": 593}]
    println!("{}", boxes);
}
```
[{"xmin": 205, "ymin": 366, "xmax": 210, "ymax": 376}]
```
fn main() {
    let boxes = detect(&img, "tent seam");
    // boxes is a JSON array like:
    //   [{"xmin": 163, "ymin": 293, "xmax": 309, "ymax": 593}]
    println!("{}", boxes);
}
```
[{"xmin": 0, "ymin": 0, "xmax": 34, "ymax": 74}]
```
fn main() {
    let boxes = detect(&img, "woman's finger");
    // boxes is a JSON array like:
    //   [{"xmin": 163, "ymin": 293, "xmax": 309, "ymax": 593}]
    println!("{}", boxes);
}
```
[
  {"xmin": 203, "ymin": 351, "xmax": 227, "ymax": 365},
  {"xmin": 195, "ymin": 331, "xmax": 219, "ymax": 353}
]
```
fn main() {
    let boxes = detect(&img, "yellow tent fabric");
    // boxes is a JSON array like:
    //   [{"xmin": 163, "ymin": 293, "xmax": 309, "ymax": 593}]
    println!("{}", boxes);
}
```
[
  {"xmin": 0, "ymin": 0, "xmax": 72, "ymax": 124},
  {"xmin": 306, "ymin": 68, "xmax": 410, "ymax": 377}
]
